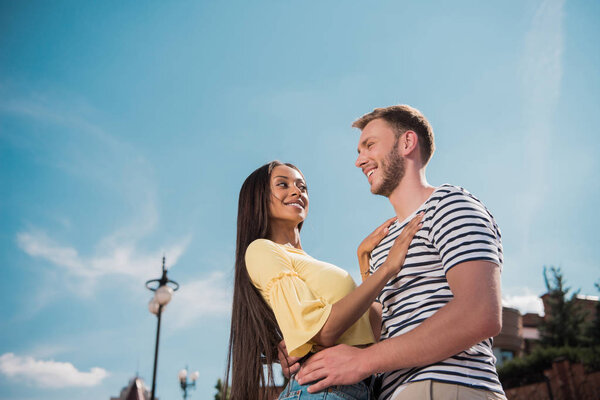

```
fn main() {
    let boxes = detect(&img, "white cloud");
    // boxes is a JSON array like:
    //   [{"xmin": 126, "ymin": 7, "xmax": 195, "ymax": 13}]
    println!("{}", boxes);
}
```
[
  {"xmin": 168, "ymin": 272, "xmax": 232, "ymax": 329},
  {"xmin": 518, "ymin": 0, "xmax": 565, "ymax": 248},
  {"xmin": 502, "ymin": 288, "xmax": 545, "ymax": 316},
  {"xmin": 28, "ymin": 344, "xmax": 73, "ymax": 360},
  {"xmin": 522, "ymin": 0, "xmax": 565, "ymax": 116},
  {"xmin": 17, "ymin": 231, "xmax": 86, "ymax": 275},
  {"xmin": 4, "ymin": 93, "xmax": 192, "ymax": 296},
  {"xmin": 17, "ymin": 229, "xmax": 190, "ymax": 289},
  {"xmin": 0, "ymin": 353, "xmax": 108, "ymax": 388}
]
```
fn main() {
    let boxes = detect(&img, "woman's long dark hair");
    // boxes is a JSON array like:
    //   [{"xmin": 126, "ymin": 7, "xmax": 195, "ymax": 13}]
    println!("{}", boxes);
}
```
[{"xmin": 224, "ymin": 161, "xmax": 304, "ymax": 400}]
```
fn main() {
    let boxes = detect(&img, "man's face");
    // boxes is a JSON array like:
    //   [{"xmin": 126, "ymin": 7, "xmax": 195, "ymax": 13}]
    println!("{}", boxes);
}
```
[{"xmin": 355, "ymin": 119, "xmax": 405, "ymax": 197}]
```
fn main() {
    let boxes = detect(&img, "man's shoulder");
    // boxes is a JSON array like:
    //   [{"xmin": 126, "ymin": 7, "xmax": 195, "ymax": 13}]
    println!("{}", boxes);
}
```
[
  {"xmin": 433, "ymin": 183, "xmax": 473, "ymax": 198},
  {"xmin": 429, "ymin": 184, "xmax": 486, "ymax": 209},
  {"xmin": 427, "ymin": 184, "xmax": 501, "ymax": 240},
  {"xmin": 426, "ymin": 184, "xmax": 498, "ymax": 233}
]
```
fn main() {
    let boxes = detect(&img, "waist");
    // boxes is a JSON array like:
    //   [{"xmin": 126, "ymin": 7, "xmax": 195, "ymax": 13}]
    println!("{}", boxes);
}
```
[
  {"xmin": 309, "ymin": 342, "xmax": 371, "ymax": 355},
  {"xmin": 284, "ymin": 374, "xmax": 372, "ymax": 399}
]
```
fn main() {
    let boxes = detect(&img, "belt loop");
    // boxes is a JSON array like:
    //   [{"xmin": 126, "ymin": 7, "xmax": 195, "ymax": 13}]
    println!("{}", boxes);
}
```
[
  {"xmin": 428, "ymin": 380, "xmax": 433, "ymax": 400},
  {"xmin": 368, "ymin": 375, "xmax": 375, "ymax": 397},
  {"xmin": 284, "ymin": 373, "xmax": 295, "ymax": 396}
]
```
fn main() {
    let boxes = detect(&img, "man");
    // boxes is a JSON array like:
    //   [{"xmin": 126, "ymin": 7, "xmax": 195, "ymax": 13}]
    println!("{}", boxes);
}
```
[{"xmin": 292, "ymin": 105, "xmax": 506, "ymax": 399}]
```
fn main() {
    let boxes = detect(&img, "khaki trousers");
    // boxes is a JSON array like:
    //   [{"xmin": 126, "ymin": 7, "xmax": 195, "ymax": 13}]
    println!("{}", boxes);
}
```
[{"xmin": 390, "ymin": 380, "xmax": 507, "ymax": 400}]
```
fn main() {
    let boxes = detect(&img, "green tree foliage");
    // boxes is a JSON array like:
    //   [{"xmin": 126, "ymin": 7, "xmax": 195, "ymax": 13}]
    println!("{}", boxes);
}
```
[
  {"xmin": 538, "ymin": 266, "xmax": 590, "ymax": 347},
  {"xmin": 497, "ymin": 345, "xmax": 600, "ymax": 389},
  {"xmin": 589, "ymin": 281, "xmax": 600, "ymax": 345},
  {"xmin": 214, "ymin": 378, "xmax": 229, "ymax": 400},
  {"xmin": 498, "ymin": 268, "xmax": 600, "ymax": 389}
]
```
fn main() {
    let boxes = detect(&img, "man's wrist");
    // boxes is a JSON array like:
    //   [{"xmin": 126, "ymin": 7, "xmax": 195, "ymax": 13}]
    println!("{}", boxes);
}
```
[{"xmin": 359, "ymin": 345, "xmax": 379, "ymax": 377}]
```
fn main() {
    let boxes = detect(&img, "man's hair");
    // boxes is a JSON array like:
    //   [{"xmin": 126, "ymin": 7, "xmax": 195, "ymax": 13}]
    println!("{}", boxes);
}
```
[{"xmin": 352, "ymin": 104, "xmax": 435, "ymax": 165}]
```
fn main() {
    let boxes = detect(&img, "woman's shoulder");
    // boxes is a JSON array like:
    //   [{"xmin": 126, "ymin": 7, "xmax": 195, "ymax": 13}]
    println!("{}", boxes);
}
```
[
  {"xmin": 245, "ymin": 239, "xmax": 295, "ymax": 284},
  {"xmin": 247, "ymin": 238, "xmax": 281, "ymax": 254},
  {"xmin": 245, "ymin": 239, "xmax": 290, "ymax": 265}
]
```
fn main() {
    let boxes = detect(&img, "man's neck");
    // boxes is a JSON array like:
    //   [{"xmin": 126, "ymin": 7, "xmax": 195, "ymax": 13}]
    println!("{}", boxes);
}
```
[{"xmin": 388, "ymin": 170, "xmax": 435, "ymax": 222}]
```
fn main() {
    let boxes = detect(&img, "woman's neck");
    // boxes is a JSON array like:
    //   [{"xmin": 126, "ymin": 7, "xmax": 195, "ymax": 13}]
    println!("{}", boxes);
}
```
[{"xmin": 268, "ymin": 222, "xmax": 302, "ymax": 249}]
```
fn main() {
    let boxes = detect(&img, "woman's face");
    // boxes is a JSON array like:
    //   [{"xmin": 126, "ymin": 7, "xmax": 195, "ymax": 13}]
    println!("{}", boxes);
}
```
[{"xmin": 268, "ymin": 165, "xmax": 309, "ymax": 225}]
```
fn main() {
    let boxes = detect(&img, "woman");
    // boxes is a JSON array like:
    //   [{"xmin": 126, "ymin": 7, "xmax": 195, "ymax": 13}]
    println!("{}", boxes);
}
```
[{"xmin": 224, "ymin": 161, "xmax": 422, "ymax": 400}]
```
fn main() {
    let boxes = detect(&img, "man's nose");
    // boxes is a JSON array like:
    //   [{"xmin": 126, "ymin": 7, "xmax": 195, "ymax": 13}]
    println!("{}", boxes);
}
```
[{"xmin": 355, "ymin": 153, "xmax": 367, "ymax": 168}]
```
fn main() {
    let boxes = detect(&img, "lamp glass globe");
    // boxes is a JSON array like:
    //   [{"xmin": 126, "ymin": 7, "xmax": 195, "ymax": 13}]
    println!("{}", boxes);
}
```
[
  {"xmin": 178, "ymin": 369, "xmax": 187, "ymax": 381},
  {"xmin": 154, "ymin": 285, "xmax": 173, "ymax": 306},
  {"xmin": 148, "ymin": 298, "xmax": 160, "ymax": 315}
]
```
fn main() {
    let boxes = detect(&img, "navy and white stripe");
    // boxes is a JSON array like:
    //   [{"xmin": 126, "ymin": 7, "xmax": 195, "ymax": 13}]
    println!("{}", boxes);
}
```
[{"xmin": 369, "ymin": 185, "xmax": 504, "ymax": 399}]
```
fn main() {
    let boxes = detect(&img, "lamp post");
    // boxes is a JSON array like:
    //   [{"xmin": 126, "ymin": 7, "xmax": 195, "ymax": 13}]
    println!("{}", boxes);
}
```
[
  {"xmin": 146, "ymin": 256, "xmax": 179, "ymax": 400},
  {"xmin": 178, "ymin": 367, "xmax": 199, "ymax": 399}
]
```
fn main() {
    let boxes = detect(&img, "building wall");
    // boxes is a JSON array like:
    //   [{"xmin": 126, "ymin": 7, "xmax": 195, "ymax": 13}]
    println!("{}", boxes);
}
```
[{"xmin": 493, "ymin": 307, "xmax": 524, "ymax": 366}]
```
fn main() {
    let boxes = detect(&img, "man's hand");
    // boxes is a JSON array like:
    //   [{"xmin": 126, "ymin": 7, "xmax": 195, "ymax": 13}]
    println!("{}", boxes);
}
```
[
  {"xmin": 277, "ymin": 340, "xmax": 300, "ymax": 378},
  {"xmin": 296, "ymin": 344, "xmax": 371, "ymax": 393}
]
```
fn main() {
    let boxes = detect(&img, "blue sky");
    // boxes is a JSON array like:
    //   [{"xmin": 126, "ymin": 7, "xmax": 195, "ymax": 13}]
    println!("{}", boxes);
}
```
[{"xmin": 1, "ymin": 0, "xmax": 599, "ymax": 399}]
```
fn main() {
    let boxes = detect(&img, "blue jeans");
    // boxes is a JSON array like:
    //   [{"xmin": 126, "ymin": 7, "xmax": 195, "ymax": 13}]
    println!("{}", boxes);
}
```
[{"xmin": 278, "ymin": 375, "xmax": 371, "ymax": 400}]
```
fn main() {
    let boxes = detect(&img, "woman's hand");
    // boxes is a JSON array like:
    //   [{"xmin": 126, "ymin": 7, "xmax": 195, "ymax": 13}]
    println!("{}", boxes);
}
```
[
  {"xmin": 277, "ymin": 340, "xmax": 300, "ymax": 378},
  {"xmin": 358, "ymin": 216, "xmax": 398, "ymax": 257},
  {"xmin": 382, "ymin": 213, "xmax": 424, "ymax": 276},
  {"xmin": 313, "ymin": 215, "xmax": 423, "ymax": 347},
  {"xmin": 358, "ymin": 216, "xmax": 397, "ymax": 281}
]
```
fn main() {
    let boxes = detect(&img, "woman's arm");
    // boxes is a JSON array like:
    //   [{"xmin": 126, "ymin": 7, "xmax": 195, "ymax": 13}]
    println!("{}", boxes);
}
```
[
  {"xmin": 359, "ymin": 252, "xmax": 371, "ymax": 283},
  {"xmin": 312, "ymin": 213, "xmax": 423, "ymax": 347},
  {"xmin": 358, "ymin": 219, "xmax": 392, "ymax": 339},
  {"xmin": 358, "ymin": 216, "xmax": 397, "ymax": 282}
]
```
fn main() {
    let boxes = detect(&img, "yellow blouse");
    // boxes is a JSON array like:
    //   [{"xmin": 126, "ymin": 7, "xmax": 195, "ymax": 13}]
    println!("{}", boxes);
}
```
[{"xmin": 245, "ymin": 239, "xmax": 375, "ymax": 357}]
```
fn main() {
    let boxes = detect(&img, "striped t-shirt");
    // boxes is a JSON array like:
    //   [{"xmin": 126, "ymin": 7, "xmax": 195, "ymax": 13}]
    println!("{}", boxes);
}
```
[{"xmin": 369, "ymin": 184, "xmax": 504, "ymax": 399}]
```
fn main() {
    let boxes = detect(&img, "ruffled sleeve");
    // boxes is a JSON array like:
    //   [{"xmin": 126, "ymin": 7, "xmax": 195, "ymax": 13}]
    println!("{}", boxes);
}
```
[{"xmin": 245, "ymin": 239, "xmax": 332, "ymax": 357}]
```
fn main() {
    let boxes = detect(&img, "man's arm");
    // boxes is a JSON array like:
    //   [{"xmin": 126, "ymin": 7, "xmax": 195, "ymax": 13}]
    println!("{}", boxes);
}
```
[
  {"xmin": 297, "ymin": 260, "xmax": 502, "ymax": 392},
  {"xmin": 368, "ymin": 302, "xmax": 382, "ymax": 342}
]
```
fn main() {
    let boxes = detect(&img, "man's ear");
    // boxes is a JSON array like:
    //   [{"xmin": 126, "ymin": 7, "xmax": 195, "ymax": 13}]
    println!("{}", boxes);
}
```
[{"xmin": 399, "ymin": 130, "xmax": 419, "ymax": 156}]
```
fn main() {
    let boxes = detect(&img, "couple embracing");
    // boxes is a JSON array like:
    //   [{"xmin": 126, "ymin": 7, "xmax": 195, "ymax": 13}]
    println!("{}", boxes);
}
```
[{"xmin": 225, "ymin": 105, "xmax": 506, "ymax": 400}]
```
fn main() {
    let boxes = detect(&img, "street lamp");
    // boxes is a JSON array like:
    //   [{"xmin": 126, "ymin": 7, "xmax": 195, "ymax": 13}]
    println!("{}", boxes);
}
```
[
  {"xmin": 178, "ymin": 367, "xmax": 199, "ymax": 399},
  {"xmin": 146, "ymin": 256, "xmax": 179, "ymax": 400}
]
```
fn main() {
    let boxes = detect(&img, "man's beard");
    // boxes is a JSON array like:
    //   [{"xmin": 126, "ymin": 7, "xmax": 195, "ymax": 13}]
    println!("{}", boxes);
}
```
[{"xmin": 373, "ymin": 142, "xmax": 405, "ymax": 197}]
